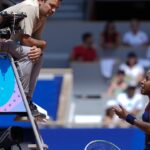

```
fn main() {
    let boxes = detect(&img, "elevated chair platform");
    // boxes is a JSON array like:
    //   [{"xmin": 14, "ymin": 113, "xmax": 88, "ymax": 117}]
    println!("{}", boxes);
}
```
[
  {"xmin": 14, "ymin": 115, "xmax": 50, "ymax": 124},
  {"xmin": 14, "ymin": 103, "xmax": 51, "ymax": 124}
]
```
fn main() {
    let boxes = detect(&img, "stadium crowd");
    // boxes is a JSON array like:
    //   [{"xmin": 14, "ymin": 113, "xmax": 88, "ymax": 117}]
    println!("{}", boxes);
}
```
[{"xmin": 70, "ymin": 19, "xmax": 150, "ymax": 128}]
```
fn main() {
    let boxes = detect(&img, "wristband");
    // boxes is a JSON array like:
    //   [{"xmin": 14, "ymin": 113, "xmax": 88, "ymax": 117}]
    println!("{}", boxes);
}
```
[{"xmin": 125, "ymin": 114, "xmax": 136, "ymax": 125}]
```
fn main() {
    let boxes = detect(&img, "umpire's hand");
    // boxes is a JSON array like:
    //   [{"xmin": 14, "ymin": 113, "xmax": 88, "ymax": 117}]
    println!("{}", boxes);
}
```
[{"xmin": 28, "ymin": 46, "xmax": 42, "ymax": 62}]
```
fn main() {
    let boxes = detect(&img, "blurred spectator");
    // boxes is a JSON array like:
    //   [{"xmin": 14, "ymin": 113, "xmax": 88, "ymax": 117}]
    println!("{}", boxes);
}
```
[
  {"xmin": 117, "ymin": 84, "xmax": 143, "ymax": 116},
  {"xmin": 119, "ymin": 52, "xmax": 144, "ymax": 84},
  {"xmin": 100, "ymin": 21, "xmax": 120, "ymax": 49},
  {"xmin": 70, "ymin": 33, "xmax": 98, "ymax": 62},
  {"xmin": 107, "ymin": 70, "xmax": 127, "ymax": 97},
  {"xmin": 102, "ymin": 107, "xmax": 117, "ymax": 128},
  {"xmin": 99, "ymin": 22, "xmax": 120, "ymax": 78},
  {"xmin": 102, "ymin": 101, "xmax": 129, "ymax": 128},
  {"xmin": 103, "ymin": 83, "xmax": 144, "ymax": 128},
  {"xmin": 123, "ymin": 19, "xmax": 149, "ymax": 47}
]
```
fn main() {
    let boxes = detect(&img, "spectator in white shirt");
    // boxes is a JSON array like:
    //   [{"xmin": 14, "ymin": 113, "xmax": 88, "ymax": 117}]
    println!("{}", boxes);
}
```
[
  {"xmin": 123, "ymin": 19, "xmax": 149, "ymax": 47},
  {"xmin": 119, "ymin": 52, "xmax": 144, "ymax": 84},
  {"xmin": 117, "ymin": 85, "xmax": 143, "ymax": 116}
]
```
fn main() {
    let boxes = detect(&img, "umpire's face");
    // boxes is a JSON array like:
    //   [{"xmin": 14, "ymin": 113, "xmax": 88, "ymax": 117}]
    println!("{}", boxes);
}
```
[{"xmin": 39, "ymin": 0, "xmax": 60, "ymax": 17}]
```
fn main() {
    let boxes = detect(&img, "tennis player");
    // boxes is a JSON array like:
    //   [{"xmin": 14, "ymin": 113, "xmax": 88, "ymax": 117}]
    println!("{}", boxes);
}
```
[{"xmin": 113, "ymin": 72, "xmax": 150, "ymax": 150}]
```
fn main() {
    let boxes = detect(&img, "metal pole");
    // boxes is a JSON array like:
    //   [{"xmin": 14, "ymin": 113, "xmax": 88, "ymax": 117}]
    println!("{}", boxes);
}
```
[{"xmin": 9, "ymin": 54, "xmax": 44, "ymax": 150}]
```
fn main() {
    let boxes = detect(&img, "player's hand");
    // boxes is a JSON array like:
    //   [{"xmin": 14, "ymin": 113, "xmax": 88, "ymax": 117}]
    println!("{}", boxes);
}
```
[
  {"xmin": 112, "ymin": 105, "xmax": 129, "ymax": 119},
  {"xmin": 28, "ymin": 46, "xmax": 42, "ymax": 62}
]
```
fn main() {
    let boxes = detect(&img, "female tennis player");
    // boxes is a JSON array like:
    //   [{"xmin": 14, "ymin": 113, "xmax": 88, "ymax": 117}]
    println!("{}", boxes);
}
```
[{"xmin": 112, "ymin": 71, "xmax": 150, "ymax": 150}]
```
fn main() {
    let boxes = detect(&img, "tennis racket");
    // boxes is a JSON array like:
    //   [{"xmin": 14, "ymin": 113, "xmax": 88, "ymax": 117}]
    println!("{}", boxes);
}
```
[{"xmin": 84, "ymin": 140, "xmax": 121, "ymax": 150}]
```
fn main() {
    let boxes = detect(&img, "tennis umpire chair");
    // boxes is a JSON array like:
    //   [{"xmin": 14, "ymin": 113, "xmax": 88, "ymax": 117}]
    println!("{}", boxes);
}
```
[{"xmin": 0, "ymin": 12, "xmax": 48, "ymax": 150}]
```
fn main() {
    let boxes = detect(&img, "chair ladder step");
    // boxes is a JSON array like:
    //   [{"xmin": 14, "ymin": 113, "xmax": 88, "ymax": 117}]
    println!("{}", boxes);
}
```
[
  {"xmin": 14, "ymin": 116, "xmax": 49, "ymax": 124},
  {"xmin": 28, "ymin": 144, "xmax": 48, "ymax": 150}
]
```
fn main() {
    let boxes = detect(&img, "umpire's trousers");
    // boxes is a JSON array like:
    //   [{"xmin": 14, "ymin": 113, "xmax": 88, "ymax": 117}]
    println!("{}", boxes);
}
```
[{"xmin": 0, "ymin": 39, "xmax": 43, "ymax": 101}]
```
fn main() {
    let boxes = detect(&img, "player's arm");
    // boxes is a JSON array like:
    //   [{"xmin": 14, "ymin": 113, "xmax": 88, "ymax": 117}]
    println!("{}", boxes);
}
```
[
  {"xmin": 134, "ymin": 119, "xmax": 150, "ymax": 135},
  {"xmin": 112, "ymin": 105, "xmax": 150, "ymax": 135}
]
